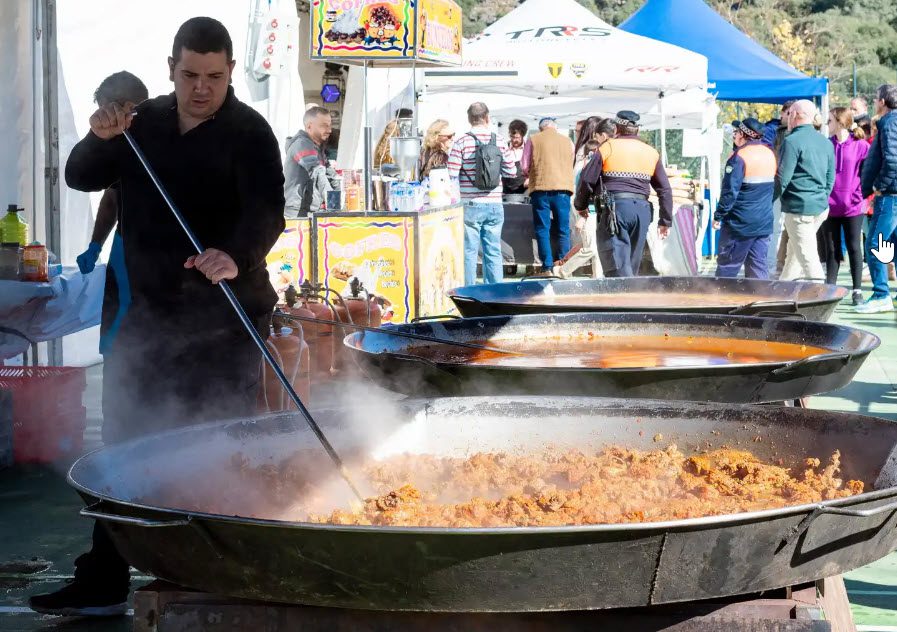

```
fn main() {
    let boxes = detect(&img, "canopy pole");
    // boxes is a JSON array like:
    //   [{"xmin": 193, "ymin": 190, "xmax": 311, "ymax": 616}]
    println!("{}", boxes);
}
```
[
  {"xmin": 820, "ymin": 87, "xmax": 830, "ymax": 137},
  {"xmin": 363, "ymin": 60, "xmax": 371, "ymax": 215},
  {"xmin": 40, "ymin": 0, "xmax": 62, "ymax": 365},
  {"xmin": 659, "ymin": 92, "xmax": 667, "ymax": 165}
]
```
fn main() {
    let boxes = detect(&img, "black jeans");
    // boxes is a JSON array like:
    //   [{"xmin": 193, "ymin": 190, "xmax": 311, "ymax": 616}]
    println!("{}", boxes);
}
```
[
  {"xmin": 75, "ymin": 308, "xmax": 270, "ymax": 591},
  {"xmin": 820, "ymin": 214, "xmax": 864, "ymax": 288}
]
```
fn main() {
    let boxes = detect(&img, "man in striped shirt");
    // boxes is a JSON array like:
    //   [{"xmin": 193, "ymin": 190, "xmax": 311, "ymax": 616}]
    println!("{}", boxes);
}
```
[{"xmin": 447, "ymin": 102, "xmax": 517, "ymax": 285}]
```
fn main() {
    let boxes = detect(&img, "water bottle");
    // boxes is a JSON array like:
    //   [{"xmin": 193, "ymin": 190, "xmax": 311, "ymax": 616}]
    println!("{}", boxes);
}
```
[{"xmin": 0, "ymin": 205, "xmax": 29, "ymax": 246}]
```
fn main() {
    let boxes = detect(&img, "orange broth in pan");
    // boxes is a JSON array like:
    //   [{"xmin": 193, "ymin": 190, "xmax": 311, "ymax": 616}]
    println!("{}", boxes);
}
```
[{"xmin": 427, "ymin": 334, "xmax": 830, "ymax": 369}]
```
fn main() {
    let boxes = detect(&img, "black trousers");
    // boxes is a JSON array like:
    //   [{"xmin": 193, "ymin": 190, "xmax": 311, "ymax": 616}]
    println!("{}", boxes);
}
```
[
  {"xmin": 75, "ymin": 307, "xmax": 269, "ymax": 590},
  {"xmin": 596, "ymin": 199, "xmax": 653, "ymax": 277},
  {"xmin": 820, "ymin": 214, "xmax": 865, "ymax": 288}
]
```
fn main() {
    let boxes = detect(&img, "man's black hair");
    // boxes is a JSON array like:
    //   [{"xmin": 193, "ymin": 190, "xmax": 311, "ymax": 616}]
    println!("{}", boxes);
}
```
[
  {"xmin": 171, "ymin": 17, "xmax": 233, "ymax": 63},
  {"xmin": 508, "ymin": 119, "xmax": 528, "ymax": 136},
  {"xmin": 94, "ymin": 71, "xmax": 149, "ymax": 106},
  {"xmin": 395, "ymin": 108, "xmax": 413, "ymax": 119}
]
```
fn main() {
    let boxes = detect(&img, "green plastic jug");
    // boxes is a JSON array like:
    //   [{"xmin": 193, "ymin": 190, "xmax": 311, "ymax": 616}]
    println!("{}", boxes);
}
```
[{"xmin": 0, "ymin": 205, "xmax": 29, "ymax": 246}]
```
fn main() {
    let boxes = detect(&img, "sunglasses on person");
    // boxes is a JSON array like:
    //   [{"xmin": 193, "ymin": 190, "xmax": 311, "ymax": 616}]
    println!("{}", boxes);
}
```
[{"xmin": 438, "ymin": 133, "xmax": 455, "ymax": 139}]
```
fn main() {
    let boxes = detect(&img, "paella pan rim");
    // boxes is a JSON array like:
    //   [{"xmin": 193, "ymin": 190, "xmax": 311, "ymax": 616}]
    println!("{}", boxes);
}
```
[
  {"xmin": 446, "ymin": 276, "xmax": 850, "ymax": 316},
  {"xmin": 67, "ymin": 402, "xmax": 897, "ymax": 536},
  {"xmin": 353, "ymin": 311, "xmax": 880, "ymax": 374}
]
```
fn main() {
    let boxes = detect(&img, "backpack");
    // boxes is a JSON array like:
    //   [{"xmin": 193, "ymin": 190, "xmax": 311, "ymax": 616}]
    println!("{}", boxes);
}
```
[{"xmin": 467, "ymin": 133, "xmax": 503, "ymax": 190}]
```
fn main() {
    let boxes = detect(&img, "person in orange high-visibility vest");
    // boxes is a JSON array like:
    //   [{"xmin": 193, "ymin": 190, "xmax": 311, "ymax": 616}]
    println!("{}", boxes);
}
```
[
  {"xmin": 713, "ymin": 118, "xmax": 777, "ymax": 279},
  {"xmin": 573, "ymin": 111, "xmax": 672, "ymax": 277}
]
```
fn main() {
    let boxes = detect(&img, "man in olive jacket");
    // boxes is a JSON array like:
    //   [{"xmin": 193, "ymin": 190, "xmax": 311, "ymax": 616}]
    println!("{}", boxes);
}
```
[{"xmin": 775, "ymin": 99, "xmax": 835, "ymax": 281}]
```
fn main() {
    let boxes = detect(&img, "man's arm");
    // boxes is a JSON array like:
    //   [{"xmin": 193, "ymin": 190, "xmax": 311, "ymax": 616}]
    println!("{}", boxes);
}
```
[
  {"xmin": 714, "ymin": 153, "xmax": 744, "ymax": 224},
  {"xmin": 775, "ymin": 139, "xmax": 797, "ymax": 201},
  {"xmin": 447, "ymin": 137, "xmax": 465, "ymax": 179},
  {"xmin": 65, "ymin": 132, "xmax": 124, "ymax": 192},
  {"xmin": 501, "ymin": 139, "xmax": 517, "ymax": 178},
  {"xmin": 861, "ymin": 134, "xmax": 883, "ymax": 198},
  {"xmin": 222, "ymin": 120, "xmax": 287, "ymax": 276},
  {"xmin": 650, "ymin": 159, "xmax": 674, "ymax": 227},
  {"xmin": 520, "ymin": 139, "xmax": 534, "ymax": 176},
  {"xmin": 90, "ymin": 188, "xmax": 119, "ymax": 245},
  {"xmin": 291, "ymin": 143, "xmax": 322, "ymax": 213},
  {"xmin": 825, "ymin": 143, "xmax": 836, "ymax": 195},
  {"xmin": 573, "ymin": 152, "xmax": 603, "ymax": 211}
]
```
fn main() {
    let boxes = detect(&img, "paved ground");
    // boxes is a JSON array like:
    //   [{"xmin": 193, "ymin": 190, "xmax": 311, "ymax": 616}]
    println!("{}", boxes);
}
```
[{"xmin": 0, "ymin": 270, "xmax": 895, "ymax": 631}]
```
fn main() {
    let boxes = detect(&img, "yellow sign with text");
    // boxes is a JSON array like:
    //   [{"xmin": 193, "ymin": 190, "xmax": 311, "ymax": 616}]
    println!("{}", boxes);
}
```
[
  {"xmin": 417, "ymin": 0, "xmax": 462, "ymax": 66},
  {"xmin": 316, "ymin": 216, "xmax": 414, "ymax": 324}
]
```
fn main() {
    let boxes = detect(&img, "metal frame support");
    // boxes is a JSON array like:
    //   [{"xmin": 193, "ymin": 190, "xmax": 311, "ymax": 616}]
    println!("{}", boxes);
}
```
[{"xmin": 40, "ymin": 0, "xmax": 62, "ymax": 365}]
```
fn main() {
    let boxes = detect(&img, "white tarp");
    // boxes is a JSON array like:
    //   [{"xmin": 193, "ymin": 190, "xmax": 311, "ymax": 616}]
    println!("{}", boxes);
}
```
[{"xmin": 423, "ymin": 0, "xmax": 707, "ymax": 100}]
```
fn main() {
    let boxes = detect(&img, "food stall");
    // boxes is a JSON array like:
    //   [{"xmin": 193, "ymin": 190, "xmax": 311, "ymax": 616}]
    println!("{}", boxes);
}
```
[
  {"xmin": 262, "ymin": 0, "xmax": 466, "ymax": 323},
  {"xmin": 314, "ymin": 204, "xmax": 463, "ymax": 323}
]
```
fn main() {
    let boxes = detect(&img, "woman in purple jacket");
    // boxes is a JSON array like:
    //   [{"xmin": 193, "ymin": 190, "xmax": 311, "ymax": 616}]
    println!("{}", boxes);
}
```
[{"xmin": 822, "ymin": 107, "xmax": 870, "ymax": 303}]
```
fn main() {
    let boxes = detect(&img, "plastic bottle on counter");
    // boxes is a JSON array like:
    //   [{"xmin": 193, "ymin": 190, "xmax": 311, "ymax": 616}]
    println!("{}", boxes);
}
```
[{"xmin": 0, "ymin": 205, "xmax": 29, "ymax": 246}]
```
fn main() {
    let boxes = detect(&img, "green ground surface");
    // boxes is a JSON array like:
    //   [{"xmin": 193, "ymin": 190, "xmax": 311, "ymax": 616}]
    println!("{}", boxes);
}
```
[{"xmin": 0, "ymin": 270, "xmax": 895, "ymax": 631}]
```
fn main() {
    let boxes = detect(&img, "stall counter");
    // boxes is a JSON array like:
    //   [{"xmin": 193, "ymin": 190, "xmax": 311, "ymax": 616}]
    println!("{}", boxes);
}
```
[{"xmin": 314, "ymin": 205, "xmax": 464, "ymax": 324}]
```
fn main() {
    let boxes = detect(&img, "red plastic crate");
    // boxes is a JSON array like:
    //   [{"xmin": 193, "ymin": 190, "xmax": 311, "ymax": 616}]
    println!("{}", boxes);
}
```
[{"xmin": 0, "ymin": 367, "xmax": 88, "ymax": 463}]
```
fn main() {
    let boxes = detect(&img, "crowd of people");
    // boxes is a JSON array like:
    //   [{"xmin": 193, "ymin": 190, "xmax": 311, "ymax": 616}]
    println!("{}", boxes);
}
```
[
  {"xmin": 441, "ymin": 102, "xmax": 672, "ymax": 285},
  {"xmin": 245, "ymin": 83, "xmax": 897, "ymax": 313},
  {"xmin": 710, "ymin": 88, "xmax": 897, "ymax": 313}
]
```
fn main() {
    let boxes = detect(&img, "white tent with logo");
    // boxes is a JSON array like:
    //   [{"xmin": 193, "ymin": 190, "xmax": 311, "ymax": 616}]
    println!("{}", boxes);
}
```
[{"xmin": 421, "ymin": 0, "xmax": 709, "ymax": 107}]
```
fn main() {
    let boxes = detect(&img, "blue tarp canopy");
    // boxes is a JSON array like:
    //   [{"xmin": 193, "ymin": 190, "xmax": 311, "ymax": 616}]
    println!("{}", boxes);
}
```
[{"xmin": 620, "ymin": 0, "xmax": 828, "ymax": 103}]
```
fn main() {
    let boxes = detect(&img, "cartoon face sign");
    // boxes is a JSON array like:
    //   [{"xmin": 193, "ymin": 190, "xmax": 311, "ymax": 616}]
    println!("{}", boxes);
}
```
[{"xmin": 365, "ymin": 5, "xmax": 398, "ymax": 42}]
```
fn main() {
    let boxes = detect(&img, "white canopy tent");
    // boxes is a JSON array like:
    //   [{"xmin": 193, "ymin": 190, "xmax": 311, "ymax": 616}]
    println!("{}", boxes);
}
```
[{"xmin": 422, "ymin": 0, "xmax": 708, "ymax": 102}]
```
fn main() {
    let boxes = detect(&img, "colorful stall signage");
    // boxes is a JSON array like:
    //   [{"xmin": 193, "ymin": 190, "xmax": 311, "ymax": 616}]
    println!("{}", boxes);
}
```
[
  {"xmin": 311, "ymin": 0, "xmax": 415, "ymax": 60},
  {"xmin": 417, "ymin": 205, "xmax": 464, "ymax": 316},
  {"xmin": 310, "ymin": 0, "xmax": 462, "ymax": 65},
  {"xmin": 416, "ymin": 0, "xmax": 462, "ymax": 66},
  {"xmin": 316, "ymin": 215, "xmax": 414, "ymax": 324},
  {"xmin": 265, "ymin": 218, "xmax": 312, "ymax": 301}
]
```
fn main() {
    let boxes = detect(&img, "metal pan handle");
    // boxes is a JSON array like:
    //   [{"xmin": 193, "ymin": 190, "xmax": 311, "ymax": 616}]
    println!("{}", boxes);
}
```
[
  {"xmin": 411, "ymin": 314, "xmax": 462, "ymax": 323},
  {"xmin": 81, "ymin": 502, "xmax": 224, "ymax": 558},
  {"xmin": 770, "ymin": 352, "xmax": 851, "ymax": 376},
  {"xmin": 781, "ymin": 499, "xmax": 897, "ymax": 547},
  {"xmin": 448, "ymin": 295, "xmax": 500, "ymax": 317},
  {"xmin": 748, "ymin": 311, "xmax": 807, "ymax": 321},
  {"xmin": 729, "ymin": 300, "xmax": 799, "ymax": 316},
  {"xmin": 81, "ymin": 503, "xmax": 190, "ymax": 528}
]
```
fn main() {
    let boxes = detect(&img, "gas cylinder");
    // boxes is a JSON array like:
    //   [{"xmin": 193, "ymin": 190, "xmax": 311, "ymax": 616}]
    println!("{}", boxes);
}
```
[
  {"xmin": 281, "ymin": 284, "xmax": 319, "ymax": 374},
  {"xmin": 332, "ymin": 278, "xmax": 383, "ymax": 370},
  {"xmin": 258, "ymin": 327, "xmax": 307, "ymax": 413},
  {"xmin": 296, "ymin": 281, "xmax": 338, "ymax": 376}
]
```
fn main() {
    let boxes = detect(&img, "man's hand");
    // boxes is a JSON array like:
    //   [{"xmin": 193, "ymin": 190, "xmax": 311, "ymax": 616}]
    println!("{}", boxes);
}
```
[
  {"xmin": 712, "ymin": 221, "xmax": 721, "ymax": 230},
  {"xmin": 870, "ymin": 232, "xmax": 896, "ymax": 265},
  {"xmin": 658, "ymin": 225, "xmax": 670, "ymax": 240},
  {"xmin": 185, "ymin": 248, "xmax": 238, "ymax": 284},
  {"xmin": 89, "ymin": 103, "xmax": 133, "ymax": 140}
]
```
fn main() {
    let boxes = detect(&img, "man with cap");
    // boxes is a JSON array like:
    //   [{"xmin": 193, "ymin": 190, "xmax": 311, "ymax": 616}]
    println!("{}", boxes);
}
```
[
  {"xmin": 713, "ymin": 118, "xmax": 777, "ymax": 279},
  {"xmin": 574, "ymin": 110, "xmax": 672, "ymax": 277},
  {"xmin": 521, "ymin": 116, "xmax": 575, "ymax": 275}
]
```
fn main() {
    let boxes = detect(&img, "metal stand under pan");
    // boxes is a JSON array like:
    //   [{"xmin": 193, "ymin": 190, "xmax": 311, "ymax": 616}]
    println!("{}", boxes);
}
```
[{"xmin": 133, "ymin": 577, "xmax": 856, "ymax": 632}]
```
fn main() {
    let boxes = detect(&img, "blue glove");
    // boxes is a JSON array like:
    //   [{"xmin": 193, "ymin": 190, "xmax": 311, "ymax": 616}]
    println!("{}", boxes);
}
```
[{"xmin": 76, "ymin": 242, "xmax": 102, "ymax": 274}]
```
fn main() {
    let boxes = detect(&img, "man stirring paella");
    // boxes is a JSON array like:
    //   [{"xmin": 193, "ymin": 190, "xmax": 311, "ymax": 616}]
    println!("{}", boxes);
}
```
[{"xmin": 29, "ymin": 17, "xmax": 285, "ymax": 617}]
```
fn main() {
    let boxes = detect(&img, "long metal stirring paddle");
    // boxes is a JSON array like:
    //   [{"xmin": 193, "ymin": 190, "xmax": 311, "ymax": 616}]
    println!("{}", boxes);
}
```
[{"xmin": 121, "ymin": 129, "xmax": 364, "ymax": 503}]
